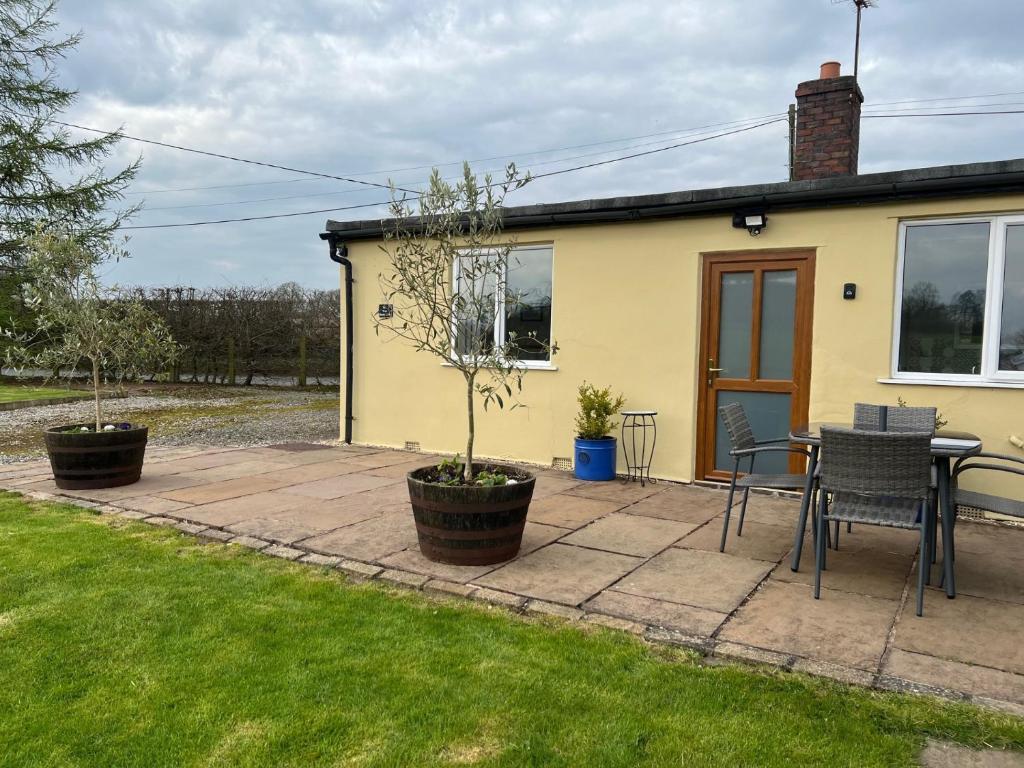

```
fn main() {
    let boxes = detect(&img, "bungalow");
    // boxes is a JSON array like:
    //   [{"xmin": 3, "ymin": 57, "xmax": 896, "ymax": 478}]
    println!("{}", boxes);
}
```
[{"xmin": 319, "ymin": 63, "xmax": 1024, "ymax": 488}]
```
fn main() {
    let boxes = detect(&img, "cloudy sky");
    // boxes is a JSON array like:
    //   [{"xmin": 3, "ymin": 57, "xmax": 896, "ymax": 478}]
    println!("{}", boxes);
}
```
[{"xmin": 52, "ymin": 0, "xmax": 1024, "ymax": 289}]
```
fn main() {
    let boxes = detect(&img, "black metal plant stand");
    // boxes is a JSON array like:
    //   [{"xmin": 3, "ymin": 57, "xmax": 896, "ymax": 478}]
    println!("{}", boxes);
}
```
[{"xmin": 621, "ymin": 410, "xmax": 657, "ymax": 486}]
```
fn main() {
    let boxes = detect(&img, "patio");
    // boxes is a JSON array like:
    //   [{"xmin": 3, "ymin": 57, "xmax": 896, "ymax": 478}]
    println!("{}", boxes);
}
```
[{"xmin": 4, "ymin": 441, "xmax": 1023, "ymax": 713}]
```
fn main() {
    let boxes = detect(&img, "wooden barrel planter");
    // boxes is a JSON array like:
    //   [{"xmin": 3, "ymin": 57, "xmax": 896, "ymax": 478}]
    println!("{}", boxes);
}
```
[
  {"xmin": 407, "ymin": 465, "xmax": 536, "ymax": 566},
  {"xmin": 44, "ymin": 424, "xmax": 148, "ymax": 490}
]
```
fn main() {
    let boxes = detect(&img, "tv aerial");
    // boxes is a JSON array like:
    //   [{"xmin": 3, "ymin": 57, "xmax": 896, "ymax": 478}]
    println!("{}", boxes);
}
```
[{"xmin": 832, "ymin": 0, "xmax": 877, "ymax": 80}]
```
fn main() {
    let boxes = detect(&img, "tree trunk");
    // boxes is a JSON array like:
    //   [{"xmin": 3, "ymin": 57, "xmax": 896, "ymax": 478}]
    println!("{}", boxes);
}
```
[
  {"xmin": 297, "ymin": 336, "xmax": 307, "ymax": 387},
  {"xmin": 464, "ymin": 374, "xmax": 475, "ymax": 483},
  {"xmin": 91, "ymin": 357, "xmax": 102, "ymax": 431}
]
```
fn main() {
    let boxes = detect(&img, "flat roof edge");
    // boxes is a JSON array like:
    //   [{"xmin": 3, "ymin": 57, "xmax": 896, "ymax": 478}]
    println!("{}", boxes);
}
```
[{"xmin": 323, "ymin": 158, "xmax": 1024, "ymax": 241}]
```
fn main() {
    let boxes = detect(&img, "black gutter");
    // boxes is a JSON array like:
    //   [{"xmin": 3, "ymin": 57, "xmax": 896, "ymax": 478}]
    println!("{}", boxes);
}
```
[
  {"xmin": 323, "ymin": 159, "xmax": 1024, "ymax": 241},
  {"xmin": 320, "ymin": 233, "xmax": 353, "ymax": 444}
]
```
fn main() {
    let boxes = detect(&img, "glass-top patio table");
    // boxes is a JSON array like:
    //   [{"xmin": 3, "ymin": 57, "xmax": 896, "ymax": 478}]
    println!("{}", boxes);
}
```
[{"xmin": 788, "ymin": 422, "xmax": 982, "ymax": 598}]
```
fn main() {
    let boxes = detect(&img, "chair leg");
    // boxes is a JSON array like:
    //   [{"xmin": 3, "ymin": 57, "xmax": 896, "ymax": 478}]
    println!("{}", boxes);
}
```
[
  {"xmin": 846, "ymin": 522, "xmax": 852, "ymax": 534},
  {"xmin": 833, "ymin": 519, "xmax": 840, "ymax": 550},
  {"xmin": 916, "ymin": 519, "xmax": 928, "ymax": 617},
  {"xmin": 737, "ymin": 488, "xmax": 751, "ymax": 537},
  {"xmin": 719, "ymin": 460, "xmax": 739, "ymax": 553},
  {"xmin": 923, "ymin": 502, "xmax": 933, "ymax": 586},
  {"xmin": 929, "ymin": 489, "xmax": 938, "ymax": 564},
  {"xmin": 814, "ymin": 492, "xmax": 826, "ymax": 599}
]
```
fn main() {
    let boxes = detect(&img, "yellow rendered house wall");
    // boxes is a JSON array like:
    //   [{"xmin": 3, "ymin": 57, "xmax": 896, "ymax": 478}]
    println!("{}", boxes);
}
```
[{"xmin": 338, "ymin": 193, "xmax": 1024, "ymax": 486}]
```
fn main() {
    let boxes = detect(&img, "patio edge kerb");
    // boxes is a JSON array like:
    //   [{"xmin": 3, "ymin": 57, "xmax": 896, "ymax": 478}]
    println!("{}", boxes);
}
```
[{"xmin": 10, "ymin": 486, "xmax": 1024, "ymax": 717}]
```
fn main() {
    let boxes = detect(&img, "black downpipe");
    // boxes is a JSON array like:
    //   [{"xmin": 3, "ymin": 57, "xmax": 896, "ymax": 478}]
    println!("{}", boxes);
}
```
[{"xmin": 322, "ymin": 234, "xmax": 353, "ymax": 444}]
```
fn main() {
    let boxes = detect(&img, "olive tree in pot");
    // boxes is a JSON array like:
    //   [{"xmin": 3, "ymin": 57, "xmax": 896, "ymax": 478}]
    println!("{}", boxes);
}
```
[
  {"xmin": 574, "ymin": 383, "xmax": 626, "ymax": 481},
  {"xmin": 377, "ymin": 163, "xmax": 554, "ymax": 565},
  {"xmin": 3, "ymin": 229, "xmax": 178, "ymax": 489}
]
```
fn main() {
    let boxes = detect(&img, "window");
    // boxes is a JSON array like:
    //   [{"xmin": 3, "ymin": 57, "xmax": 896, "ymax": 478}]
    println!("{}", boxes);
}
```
[
  {"xmin": 894, "ymin": 216, "xmax": 1024, "ymax": 383},
  {"xmin": 453, "ymin": 245, "xmax": 553, "ymax": 366}
]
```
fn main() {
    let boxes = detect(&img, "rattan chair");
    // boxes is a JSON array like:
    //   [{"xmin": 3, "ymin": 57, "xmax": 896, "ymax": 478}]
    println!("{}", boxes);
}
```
[
  {"xmin": 853, "ymin": 403, "xmax": 937, "ymax": 433},
  {"xmin": 718, "ymin": 402, "xmax": 813, "ymax": 553},
  {"xmin": 952, "ymin": 453, "xmax": 1024, "ymax": 523},
  {"xmin": 815, "ymin": 427, "xmax": 934, "ymax": 616},
  {"xmin": 844, "ymin": 403, "xmax": 939, "ymax": 554}
]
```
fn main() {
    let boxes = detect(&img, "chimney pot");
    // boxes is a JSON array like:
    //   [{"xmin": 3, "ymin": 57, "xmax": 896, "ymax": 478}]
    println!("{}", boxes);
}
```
[{"xmin": 819, "ymin": 61, "xmax": 841, "ymax": 79}]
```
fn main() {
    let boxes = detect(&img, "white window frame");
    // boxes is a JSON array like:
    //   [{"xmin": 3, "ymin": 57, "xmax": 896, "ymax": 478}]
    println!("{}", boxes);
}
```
[
  {"xmin": 891, "ymin": 214, "xmax": 1024, "ymax": 386},
  {"xmin": 450, "ymin": 244, "xmax": 554, "ymax": 369}
]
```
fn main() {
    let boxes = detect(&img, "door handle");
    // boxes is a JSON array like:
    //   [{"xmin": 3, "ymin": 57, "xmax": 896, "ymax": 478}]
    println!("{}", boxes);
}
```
[{"xmin": 707, "ymin": 359, "xmax": 724, "ymax": 387}]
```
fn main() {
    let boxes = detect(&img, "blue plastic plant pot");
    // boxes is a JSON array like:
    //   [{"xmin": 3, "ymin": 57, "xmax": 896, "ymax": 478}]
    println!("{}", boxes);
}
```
[{"xmin": 574, "ymin": 437, "xmax": 617, "ymax": 481}]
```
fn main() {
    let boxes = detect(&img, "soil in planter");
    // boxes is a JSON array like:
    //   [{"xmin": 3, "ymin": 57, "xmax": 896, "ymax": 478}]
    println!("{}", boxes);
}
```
[{"xmin": 413, "ymin": 462, "xmax": 532, "ymax": 486}]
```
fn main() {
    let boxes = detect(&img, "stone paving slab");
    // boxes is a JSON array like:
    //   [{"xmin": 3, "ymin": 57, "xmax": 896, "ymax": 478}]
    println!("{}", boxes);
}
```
[
  {"xmin": 893, "ymin": 590, "xmax": 1024, "ymax": 675},
  {"xmin": 614, "ymin": 547, "xmax": 772, "ymax": 613},
  {"xmin": 7, "ymin": 442, "xmax": 1024, "ymax": 712},
  {"xmin": 718, "ymin": 580, "xmax": 898, "ymax": 672},
  {"xmin": 524, "ymin": 494, "xmax": 625, "ymax": 529},
  {"xmin": 584, "ymin": 589, "xmax": 728, "ymax": 637},
  {"xmin": 475, "ymin": 543, "xmax": 642, "ymax": 606},
  {"xmin": 561, "ymin": 512, "xmax": 694, "ymax": 557},
  {"xmin": 920, "ymin": 740, "xmax": 1024, "ymax": 767},
  {"xmin": 687, "ymin": 517, "xmax": 796, "ymax": 563}
]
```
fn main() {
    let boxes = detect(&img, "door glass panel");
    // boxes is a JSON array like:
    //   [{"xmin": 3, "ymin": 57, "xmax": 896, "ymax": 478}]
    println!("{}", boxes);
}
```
[
  {"xmin": 898, "ymin": 222, "xmax": 989, "ymax": 375},
  {"xmin": 759, "ymin": 270, "xmax": 797, "ymax": 379},
  {"xmin": 714, "ymin": 391, "xmax": 792, "ymax": 473},
  {"xmin": 718, "ymin": 272, "xmax": 753, "ymax": 378},
  {"xmin": 999, "ymin": 225, "xmax": 1024, "ymax": 371}
]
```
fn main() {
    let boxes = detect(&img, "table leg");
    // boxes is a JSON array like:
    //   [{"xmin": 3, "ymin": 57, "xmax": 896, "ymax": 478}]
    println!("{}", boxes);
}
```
[
  {"xmin": 936, "ymin": 456, "xmax": 956, "ymax": 599},
  {"xmin": 790, "ymin": 445, "xmax": 819, "ymax": 573}
]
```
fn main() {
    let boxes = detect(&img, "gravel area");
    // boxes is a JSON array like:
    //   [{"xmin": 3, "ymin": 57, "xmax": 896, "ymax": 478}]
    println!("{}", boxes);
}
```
[{"xmin": 0, "ymin": 386, "xmax": 339, "ymax": 463}]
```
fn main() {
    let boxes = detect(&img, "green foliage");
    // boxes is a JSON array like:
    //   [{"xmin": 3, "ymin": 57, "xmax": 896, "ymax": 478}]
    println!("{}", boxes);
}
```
[
  {"xmin": 1, "ymin": 0, "xmax": 139, "ymax": 269},
  {"xmin": 1, "ymin": 229, "xmax": 178, "ymax": 429},
  {"xmin": 433, "ymin": 455, "xmax": 509, "ymax": 486},
  {"xmin": 472, "ymin": 468, "xmax": 508, "ymax": 487},
  {"xmin": 575, "ymin": 382, "xmax": 626, "ymax": 440},
  {"xmin": 1, "ymin": 495, "xmax": 1022, "ymax": 766},
  {"xmin": 379, "ymin": 163, "xmax": 555, "ymax": 482}
]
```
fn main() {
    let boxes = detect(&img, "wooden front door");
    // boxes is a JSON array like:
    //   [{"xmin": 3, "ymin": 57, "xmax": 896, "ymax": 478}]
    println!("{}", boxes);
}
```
[{"xmin": 696, "ymin": 251, "xmax": 815, "ymax": 481}]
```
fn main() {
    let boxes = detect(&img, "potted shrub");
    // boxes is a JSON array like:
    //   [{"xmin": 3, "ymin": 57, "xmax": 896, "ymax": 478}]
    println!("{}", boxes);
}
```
[
  {"xmin": 3, "ymin": 229, "xmax": 178, "ymax": 489},
  {"xmin": 574, "ymin": 383, "xmax": 625, "ymax": 481},
  {"xmin": 377, "ymin": 164, "xmax": 554, "ymax": 565}
]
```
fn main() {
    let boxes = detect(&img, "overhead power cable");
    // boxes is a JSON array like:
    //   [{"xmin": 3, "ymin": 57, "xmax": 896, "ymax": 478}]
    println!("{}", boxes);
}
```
[
  {"xmin": 31, "ymin": 115, "xmax": 420, "ymax": 194},
  {"xmin": 142, "ymin": 115, "xmax": 790, "ymax": 212},
  {"xmin": 121, "ymin": 111, "xmax": 788, "ymax": 197},
  {"xmin": 120, "ymin": 118, "xmax": 786, "ymax": 230},
  {"xmin": 867, "ymin": 90, "xmax": 1024, "ymax": 108},
  {"xmin": 865, "ymin": 110, "xmax": 1024, "ymax": 118}
]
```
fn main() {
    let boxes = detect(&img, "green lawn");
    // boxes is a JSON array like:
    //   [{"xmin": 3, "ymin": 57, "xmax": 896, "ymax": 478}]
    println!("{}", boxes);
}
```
[
  {"xmin": 0, "ymin": 494, "xmax": 1020, "ymax": 767},
  {"xmin": 0, "ymin": 383, "xmax": 85, "ymax": 404}
]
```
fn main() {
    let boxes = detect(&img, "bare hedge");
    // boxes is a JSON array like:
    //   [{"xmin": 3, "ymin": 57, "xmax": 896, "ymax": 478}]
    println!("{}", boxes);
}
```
[{"xmin": 133, "ymin": 283, "xmax": 340, "ymax": 385}]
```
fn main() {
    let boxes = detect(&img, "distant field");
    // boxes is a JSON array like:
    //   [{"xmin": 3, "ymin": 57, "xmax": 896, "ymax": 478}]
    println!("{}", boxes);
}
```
[{"xmin": 0, "ymin": 384, "xmax": 85, "ymax": 404}]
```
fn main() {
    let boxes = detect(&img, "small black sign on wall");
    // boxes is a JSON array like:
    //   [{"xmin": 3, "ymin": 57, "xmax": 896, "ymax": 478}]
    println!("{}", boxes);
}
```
[{"xmin": 378, "ymin": 304, "xmax": 394, "ymax": 319}]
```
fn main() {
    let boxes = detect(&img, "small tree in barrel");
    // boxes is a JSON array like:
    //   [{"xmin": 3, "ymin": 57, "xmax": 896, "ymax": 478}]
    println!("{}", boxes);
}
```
[
  {"xmin": 377, "ymin": 164, "xmax": 553, "ymax": 484},
  {"xmin": 2, "ymin": 228, "xmax": 178, "ymax": 430}
]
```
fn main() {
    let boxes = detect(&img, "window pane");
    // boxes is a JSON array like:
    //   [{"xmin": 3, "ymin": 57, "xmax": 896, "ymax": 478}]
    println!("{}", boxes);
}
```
[
  {"xmin": 898, "ymin": 222, "xmax": 990, "ymax": 375},
  {"xmin": 454, "ymin": 254, "xmax": 497, "ymax": 357},
  {"xmin": 759, "ymin": 270, "xmax": 797, "ymax": 380},
  {"xmin": 999, "ymin": 225, "xmax": 1024, "ymax": 371},
  {"xmin": 718, "ymin": 272, "xmax": 753, "ymax": 378},
  {"xmin": 505, "ymin": 248, "xmax": 552, "ymax": 361},
  {"xmin": 714, "ymin": 391, "xmax": 792, "ymax": 473}
]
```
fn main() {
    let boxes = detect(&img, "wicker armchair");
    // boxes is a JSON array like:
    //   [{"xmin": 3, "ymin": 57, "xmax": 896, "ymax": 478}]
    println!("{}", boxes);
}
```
[
  {"xmin": 845, "ymin": 403, "xmax": 939, "ymax": 553},
  {"xmin": 952, "ymin": 453, "xmax": 1024, "ymax": 522},
  {"xmin": 718, "ymin": 402, "xmax": 812, "ymax": 553},
  {"xmin": 815, "ymin": 427, "xmax": 934, "ymax": 616},
  {"xmin": 853, "ymin": 403, "xmax": 937, "ymax": 433}
]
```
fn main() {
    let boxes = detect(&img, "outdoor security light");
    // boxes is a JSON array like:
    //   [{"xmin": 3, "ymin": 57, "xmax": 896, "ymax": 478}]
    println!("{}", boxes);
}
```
[{"xmin": 732, "ymin": 210, "xmax": 768, "ymax": 237}]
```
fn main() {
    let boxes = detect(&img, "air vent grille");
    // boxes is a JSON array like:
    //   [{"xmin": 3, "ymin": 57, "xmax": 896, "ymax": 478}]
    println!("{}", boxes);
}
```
[
  {"xmin": 551, "ymin": 457, "xmax": 573, "ymax": 472},
  {"xmin": 404, "ymin": 441, "xmax": 421, "ymax": 452}
]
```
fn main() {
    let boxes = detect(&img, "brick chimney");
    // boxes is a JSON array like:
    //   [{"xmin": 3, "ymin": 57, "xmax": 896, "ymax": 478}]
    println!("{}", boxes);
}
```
[{"xmin": 792, "ymin": 61, "xmax": 864, "ymax": 181}]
